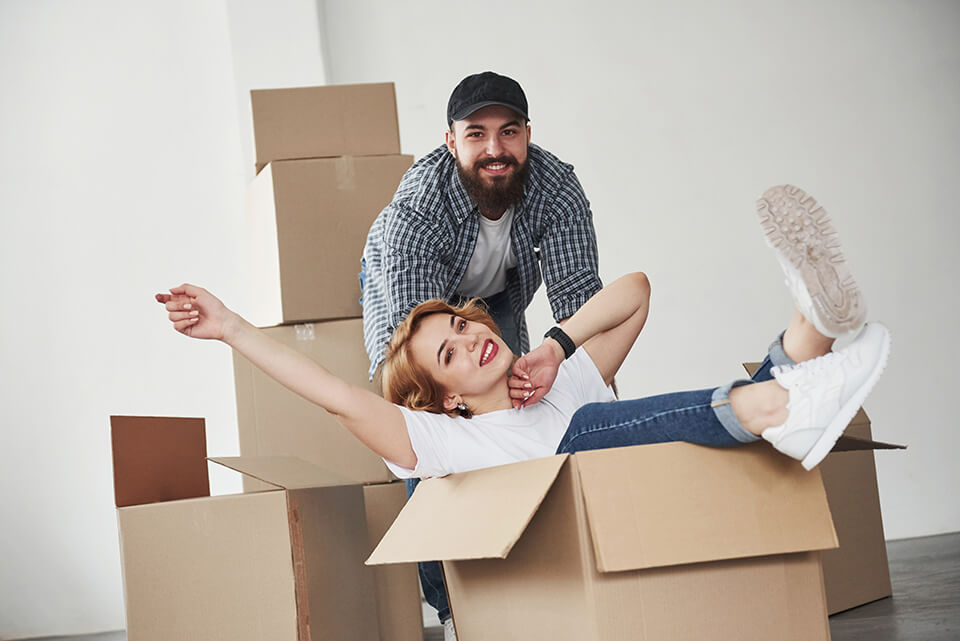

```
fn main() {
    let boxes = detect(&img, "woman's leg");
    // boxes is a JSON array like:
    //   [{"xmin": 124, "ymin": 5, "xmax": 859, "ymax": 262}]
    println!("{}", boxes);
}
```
[
  {"xmin": 753, "ymin": 310, "xmax": 837, "ymax": 382},
  {"xmin": 559, "ymin": 322, "xmax": 889, "ymax": 470},
  {"xmin": 557, "ymin": 383, "xmax": 760, "ymax": 455}
]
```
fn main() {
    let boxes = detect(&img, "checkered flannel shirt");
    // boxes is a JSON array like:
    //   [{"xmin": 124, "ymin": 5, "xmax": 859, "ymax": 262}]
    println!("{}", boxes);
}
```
[{"xmin": 361, "ymin": 143, "xmax": 601, "ymax": 379}]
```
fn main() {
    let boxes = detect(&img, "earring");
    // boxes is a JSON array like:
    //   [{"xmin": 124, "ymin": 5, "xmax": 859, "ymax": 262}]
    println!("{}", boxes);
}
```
[{"xmin": 457, "ymin": 402, "xmax": 467, "ymax": 412}]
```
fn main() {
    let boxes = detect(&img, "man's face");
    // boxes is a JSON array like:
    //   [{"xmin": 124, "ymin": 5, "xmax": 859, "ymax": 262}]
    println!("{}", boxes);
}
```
[{"xmin": 445, "ymin": 105, "xmax": 531, "ymax": 216}]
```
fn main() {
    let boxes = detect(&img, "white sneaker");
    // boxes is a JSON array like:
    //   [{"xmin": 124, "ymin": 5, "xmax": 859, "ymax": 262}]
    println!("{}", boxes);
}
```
[
  {"xmin": 763, "ymin": 322, "xmax": 890, "ymax": 470},
  {"xmin": 757, "ymin": 185, "xmax": 866, "ymax": 338},
  {"xmin": 443, "ymin": 617, "xmax": 457, "ymax": 641}
]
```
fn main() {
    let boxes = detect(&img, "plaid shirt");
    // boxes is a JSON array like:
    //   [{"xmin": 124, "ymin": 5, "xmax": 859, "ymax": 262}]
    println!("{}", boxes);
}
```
[{"xmin": 361, "ymin": 143, "xmax": 601, "ymax": 378}]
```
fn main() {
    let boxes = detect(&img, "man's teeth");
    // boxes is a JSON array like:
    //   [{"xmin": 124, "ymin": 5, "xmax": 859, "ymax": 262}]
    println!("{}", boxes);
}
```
[{"xmin": 486, "ymin": 163, "xmax": 506, "ymax": 170}]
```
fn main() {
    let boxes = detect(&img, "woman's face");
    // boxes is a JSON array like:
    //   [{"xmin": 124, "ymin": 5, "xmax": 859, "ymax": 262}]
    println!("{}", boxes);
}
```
[{"xmin": 408, "ymin": 312, "xmax": 513, "ymax": 411}]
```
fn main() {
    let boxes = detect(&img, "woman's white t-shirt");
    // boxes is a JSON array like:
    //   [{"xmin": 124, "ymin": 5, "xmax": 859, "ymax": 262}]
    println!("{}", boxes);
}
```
[{"xmin": 384, "ymin": 347, "xmax": 616, "ymax": 479}]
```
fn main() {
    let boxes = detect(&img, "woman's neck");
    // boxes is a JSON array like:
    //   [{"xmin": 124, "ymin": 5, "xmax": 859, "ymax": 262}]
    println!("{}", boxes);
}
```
[{"xmin": 465, "ymin": 378, "xmax": 515, "ymax": 415}]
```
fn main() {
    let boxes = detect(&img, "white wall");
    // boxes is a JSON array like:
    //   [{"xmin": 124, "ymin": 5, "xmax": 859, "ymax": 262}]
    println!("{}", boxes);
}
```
[
  {"xmin": 319, "ymin": 0, "xmax": 960, "ymax": 539},
  {"xmin": 0, "ymin": 1, "xmax": 326, "ymax": 637},
  {"xmin": 0, "ymin": 0, "xmax": 957, "ymax": 637}
]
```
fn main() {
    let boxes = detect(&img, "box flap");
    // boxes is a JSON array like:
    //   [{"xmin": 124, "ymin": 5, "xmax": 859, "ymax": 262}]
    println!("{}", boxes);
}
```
[
  {"xmin": 110, "ymin": 416, "xmax": 209, "ymax": 508},
  {"xmin": 251, "ymin": 83, "xmax": 400, "ymax": 172},
  {"xmin": 209, "ymin": 456, "xmax": 354, "ymax": 490},
  {"xmin": 832, "ymin": 435, "xmax": 905, "ymax": 451},
  {"xmin": 366, "ymin": 455, "xmax": 568, "ymax": 565},
  {"xmin": 575, "ymin": 442, "xmax": 839, "ymax": 573}
]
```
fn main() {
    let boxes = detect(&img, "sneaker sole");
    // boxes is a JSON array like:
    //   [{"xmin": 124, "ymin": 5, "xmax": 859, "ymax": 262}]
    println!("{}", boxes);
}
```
[
  {"xmin": 801, "ymin": 325, "xmax": 891, "ymax": 470},
  {"xmin": 757, "ymin": 185, "xmax": 866, "ymax": 337}
]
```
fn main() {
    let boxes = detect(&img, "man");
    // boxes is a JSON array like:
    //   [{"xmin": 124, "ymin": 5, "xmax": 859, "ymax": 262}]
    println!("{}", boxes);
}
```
[{"xmin": 360, "ymin": 71, "xmax": 603, "ymax": 638}]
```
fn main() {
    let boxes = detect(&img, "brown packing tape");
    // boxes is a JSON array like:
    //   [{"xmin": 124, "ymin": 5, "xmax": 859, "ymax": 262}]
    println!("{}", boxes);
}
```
[{"xmin": 335, "ymin": 155, "xmax": 356, "ymax": 191}]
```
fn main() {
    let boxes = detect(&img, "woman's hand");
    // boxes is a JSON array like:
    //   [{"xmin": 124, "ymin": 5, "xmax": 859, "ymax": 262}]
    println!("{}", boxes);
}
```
[
  {"xmin": 155, "ymin": 283, "xmax": 235, "ymax": 341},
  {"xmin": 507, "ymin": 339, "xmax": 565, "ymax": 409}
]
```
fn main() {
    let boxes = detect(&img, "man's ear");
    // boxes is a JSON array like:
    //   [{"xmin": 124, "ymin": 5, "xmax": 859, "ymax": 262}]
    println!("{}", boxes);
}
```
[
  {"xmin": 445, "ymin": 128, "xmax": 457, "ymax": 157},
  {"xmin": 442, "ymin": 393, "xmax": 461, "ymax": 412},
  {"xmin": 525, "ymin": 122, "xmax": 531, "ymax": 143}
]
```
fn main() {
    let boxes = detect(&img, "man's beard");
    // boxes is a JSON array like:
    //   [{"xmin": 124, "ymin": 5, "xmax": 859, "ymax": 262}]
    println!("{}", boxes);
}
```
[{"xmin": 455, "ymin": 154, "xmax": 529, "ymax": 215}]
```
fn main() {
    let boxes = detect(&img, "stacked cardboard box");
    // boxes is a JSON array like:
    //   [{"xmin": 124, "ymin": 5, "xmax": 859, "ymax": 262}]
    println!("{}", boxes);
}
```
[
  {"xmin": 237, "ymin": 82, "xmax": 421, "ymax": 640},
  {"xmin": 112, "ymin": 84, "xmax": 421, "ymax": 641}
]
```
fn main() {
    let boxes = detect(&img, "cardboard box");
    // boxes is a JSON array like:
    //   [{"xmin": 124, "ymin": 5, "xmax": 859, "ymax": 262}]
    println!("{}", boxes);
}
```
[
  {"xmin": 251, "ymin": 83, "xmax": 401, "ymax": 172},
  {"xmin": 746, "ymin": 362, "xmax": 893, "ymax": 613},
  {"xmin": 245, "ymin": 154, "xmax": 413, "ymax": 326},
  {"xmin": 110, "ymin": 416, "xmax": 420, "ymax": 641},
  {"xmin": 369, "ymin": 443, "xmax": 842, "ymax": 641},
  {"xmin": 232, "ymin": 319, "xmax": 395, "ymax": 486},
  {"xmin": 363, "ymin": 483, "xmax": 425, "ymax": 641}
]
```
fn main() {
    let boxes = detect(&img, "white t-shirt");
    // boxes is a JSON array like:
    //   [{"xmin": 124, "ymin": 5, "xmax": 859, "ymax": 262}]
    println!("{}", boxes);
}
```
[
  {"xmin": 384, "ymin": 347, "xmax": 616, "ymax": 479},
  {"xmin": 455, "ymin": 206, "xmax": 518, "ymax": 298}
]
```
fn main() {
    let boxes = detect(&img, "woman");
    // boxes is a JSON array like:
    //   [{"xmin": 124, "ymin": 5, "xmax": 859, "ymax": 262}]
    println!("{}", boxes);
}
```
[{"xmin": 156, "ymin": 185, "xmax": 889, "ymax": 477}]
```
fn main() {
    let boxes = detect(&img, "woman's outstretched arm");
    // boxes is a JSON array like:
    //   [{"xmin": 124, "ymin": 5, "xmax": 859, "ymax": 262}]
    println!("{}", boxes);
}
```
[
  {"xmin": 510, "ymin": 272, "xmax": 650, "ymax": 407},
  {"xmin": 157, "ymin": 284, "xmax": 417, "ymax": 468}
]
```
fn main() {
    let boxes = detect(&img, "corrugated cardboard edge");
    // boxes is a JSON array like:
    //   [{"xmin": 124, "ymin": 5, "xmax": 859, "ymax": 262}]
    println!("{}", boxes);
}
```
[
  {"xmin": 367, "ymin": 455, "xmax": 569, "ymax": 565},
  {"xmin": 286, "ymin": 493, "xmax": 311, "ymax": 641}
]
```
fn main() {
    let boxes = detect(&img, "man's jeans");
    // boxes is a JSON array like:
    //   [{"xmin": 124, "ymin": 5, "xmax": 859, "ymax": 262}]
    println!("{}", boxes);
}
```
[{"xmin": 408, "ymin": 289, "xmax": 520, "ymax": 623}]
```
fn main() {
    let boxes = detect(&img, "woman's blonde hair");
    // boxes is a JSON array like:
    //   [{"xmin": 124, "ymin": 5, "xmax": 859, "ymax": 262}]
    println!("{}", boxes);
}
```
[{"xmin": 382, "ymin": 298, "xmax": 502, "ymax": 418}]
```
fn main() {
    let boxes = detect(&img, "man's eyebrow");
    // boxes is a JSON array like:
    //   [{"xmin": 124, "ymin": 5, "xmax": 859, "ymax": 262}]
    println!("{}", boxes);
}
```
[
  {"xmin": 464, "ymin": 123, "xmax": 486, "ymax": 131},
  {"xmin": 436, "ymin": 315, "xmax": 455, "ymax": 365},
  {"xmin": 500, "ymin": 120, "xmax": 522, "ymax": 130}
]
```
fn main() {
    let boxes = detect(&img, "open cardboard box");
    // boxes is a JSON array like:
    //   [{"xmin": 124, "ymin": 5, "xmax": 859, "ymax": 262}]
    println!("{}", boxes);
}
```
[
  {"xmin": 745, "ymin": 362, "xmax": 895, "ymax": 613},
  {"xmin": 251, "ymin": 82, "xmax": 402, "ymax": 173},
  {"xmin": 244, "ymin": 154, "xmax": 413, "ymax": 326},
  {"xmin": 110, "ymin": 416, "xmax": 421, "ymax": 641},
  {"xmin": 369, "ymin": 437, "xmax": 901, "ymax": 641}
]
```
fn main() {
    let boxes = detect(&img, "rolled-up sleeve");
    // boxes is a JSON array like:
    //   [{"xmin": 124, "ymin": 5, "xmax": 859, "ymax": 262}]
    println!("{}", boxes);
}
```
[{"xmin": 539, "ymin": 173, "xmax": 603, "ymax": 321}]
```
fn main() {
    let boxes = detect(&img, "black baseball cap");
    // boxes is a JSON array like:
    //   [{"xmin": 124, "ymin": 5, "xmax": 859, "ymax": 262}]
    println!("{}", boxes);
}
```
[{"xmin": 447, "ymin": 71, "xmax": 529, "ymax": 126}]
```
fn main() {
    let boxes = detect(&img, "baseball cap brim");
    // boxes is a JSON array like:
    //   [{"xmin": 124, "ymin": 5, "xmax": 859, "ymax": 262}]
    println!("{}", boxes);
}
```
[{"xmin": 449, "ymin": 100, "xmax": 529, "ymax": 123}]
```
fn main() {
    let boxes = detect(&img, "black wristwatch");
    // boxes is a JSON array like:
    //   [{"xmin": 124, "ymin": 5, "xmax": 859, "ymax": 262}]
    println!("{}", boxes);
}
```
[{"xmin": 544, "ymin": 326, "xmax": 576, "ymax": 360}]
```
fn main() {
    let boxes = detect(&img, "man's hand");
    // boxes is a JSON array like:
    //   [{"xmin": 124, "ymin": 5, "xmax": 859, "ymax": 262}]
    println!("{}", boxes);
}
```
[
  {"xmin": 155, "ymin": 283, "xmax": 235, "ymax": 341},
  {"xmin": 508, "ymin": 338, "xmax": 565, "ymax": 409}
]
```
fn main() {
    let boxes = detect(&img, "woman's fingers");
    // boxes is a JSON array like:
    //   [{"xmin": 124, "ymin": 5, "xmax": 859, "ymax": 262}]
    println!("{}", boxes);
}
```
[
  {"xmin": 168, "ymin": 310, "xmax": 199, "ymax": 322},
  {"xmin": 508, "ymin": 385, "xmax": 529, "ymax": 400},
  {"xmin": 161, "ymin": 295, "xmax": 195, "ymax": 312},
  {"xmin": 172, "ymin": 317, "xmax": 200, "ymax": 333},
  {"xmin": 521, "ymin": 388, "xmax": 546, "ymax": 409}
]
